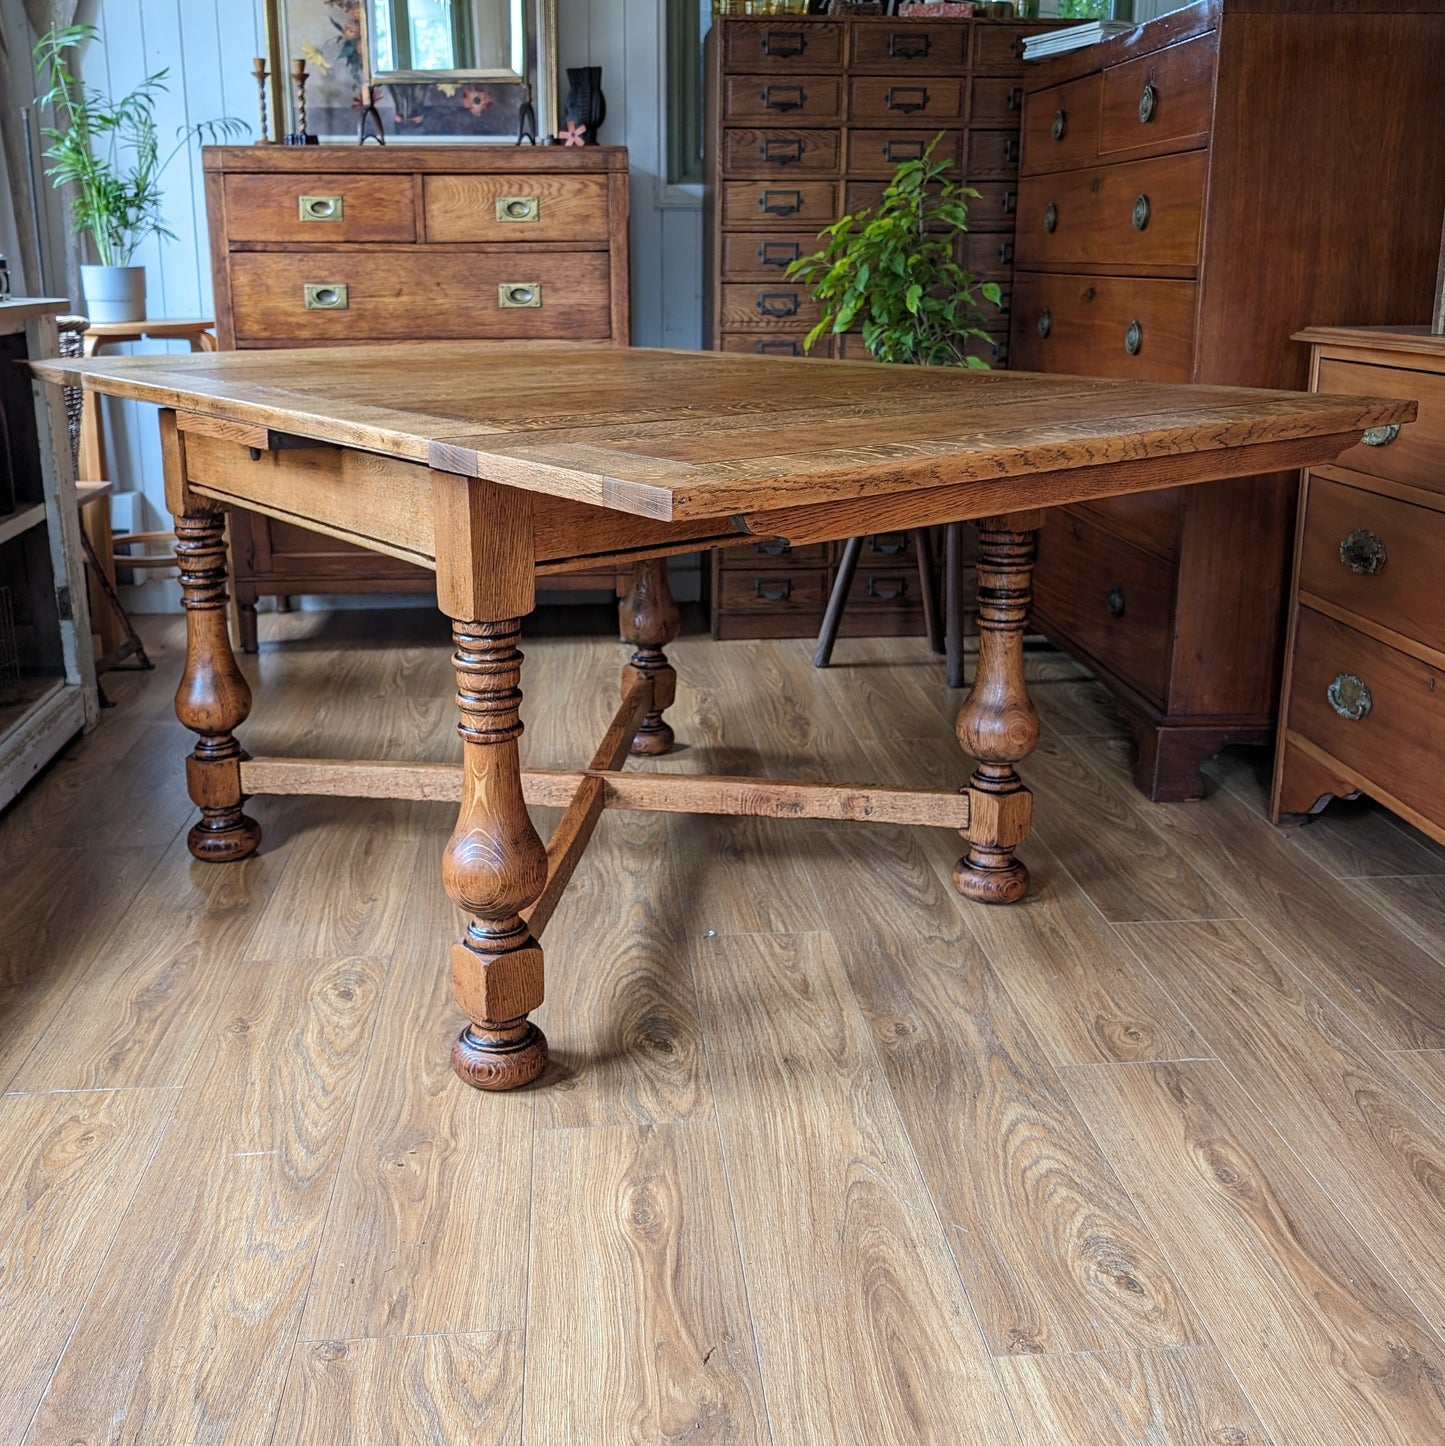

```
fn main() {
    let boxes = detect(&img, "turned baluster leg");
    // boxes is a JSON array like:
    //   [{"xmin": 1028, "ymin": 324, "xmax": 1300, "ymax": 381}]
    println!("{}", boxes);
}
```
[
  {"xmin": 619, "ymin": 558, "xmax": 679, "ymax": 755},
  {"xmin": 952, "ymin": 510, "xmax": 1044, "ymax": 904},
  {"xmin": 163, "ymin": 409, "xmax": 261, "ymax": 864},
  {"xmin": 444, "ymin": 619, "xmax": 550, "ymax": 1091}
]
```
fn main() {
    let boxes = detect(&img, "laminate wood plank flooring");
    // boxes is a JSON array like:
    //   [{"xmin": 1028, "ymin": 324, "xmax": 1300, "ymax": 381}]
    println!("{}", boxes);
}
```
[{"xmin": 4, "ymin": 608, "xmax": 1445, "ymax": 1443}]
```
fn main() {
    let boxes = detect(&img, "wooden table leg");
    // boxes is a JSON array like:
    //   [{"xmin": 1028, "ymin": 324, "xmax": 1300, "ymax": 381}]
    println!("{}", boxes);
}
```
[
  {"xmin": 444, "ymin": 619, "xmax": 550, "ymax": 1091},
  {"xmin": 619, "ymin": 558, "xmax": 679, "ymax": 755},
  {"xmin": 952, "ymin": 510, "xmax": 1044, "ymax": 904}
]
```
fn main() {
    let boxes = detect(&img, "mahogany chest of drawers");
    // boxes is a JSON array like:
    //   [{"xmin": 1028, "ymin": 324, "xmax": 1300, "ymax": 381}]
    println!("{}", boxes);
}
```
[
  {"xmin": 203, "ymin": 145, "xmax": 630, "ymax": 649},
  {"xmin": 703, "ymin": 12, "xmax": 1067, "ymax": 642},
  {"xmin": 1273, "ymin": 327, "xmax": 1445, "ymax": 843},
  {"xmin": 1007, "ymin": 2, "xmax": 1445, "ymax": 799}
]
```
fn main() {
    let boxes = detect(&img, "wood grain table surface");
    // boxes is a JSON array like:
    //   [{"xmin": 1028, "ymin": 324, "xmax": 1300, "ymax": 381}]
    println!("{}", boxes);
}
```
[{"xmin": 30, "ymin": 342, "xmax": 1414, "ymax": 1093}]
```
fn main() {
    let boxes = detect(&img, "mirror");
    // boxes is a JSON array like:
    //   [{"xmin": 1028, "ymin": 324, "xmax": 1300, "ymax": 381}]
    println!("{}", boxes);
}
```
[
  {"xmin": 368, "ymin": 0, "xmax": 524, "ymax": 81},
  {"xmin": 266, "ymin": 0, "xmax": 558, "ymax": 141}
]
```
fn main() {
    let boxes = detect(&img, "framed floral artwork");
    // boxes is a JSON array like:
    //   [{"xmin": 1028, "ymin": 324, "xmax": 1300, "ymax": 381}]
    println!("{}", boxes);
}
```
[{"xmin": 270, "ymin": 0, "xmax": 558, "ymax": 142}]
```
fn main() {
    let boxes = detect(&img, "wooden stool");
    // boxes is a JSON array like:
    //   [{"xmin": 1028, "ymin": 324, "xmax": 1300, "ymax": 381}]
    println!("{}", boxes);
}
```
[{"xmin": 77, "ymin": 320, "xmax": 217, "ymax": 656}]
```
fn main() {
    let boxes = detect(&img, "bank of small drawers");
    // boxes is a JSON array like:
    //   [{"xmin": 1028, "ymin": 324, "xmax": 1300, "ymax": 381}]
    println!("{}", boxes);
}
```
[
  {"xmin": 1273, "ymin": 329, "xmax": 1445, "ymax": 841},
  {"xmin": 706, "ymin": 13, "xmax": 1065, "ymax": 637}
]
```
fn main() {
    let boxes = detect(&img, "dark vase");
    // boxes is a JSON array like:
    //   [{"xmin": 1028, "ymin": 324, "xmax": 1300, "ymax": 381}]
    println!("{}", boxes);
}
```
[{"xmin": 563, "ymin": 66, "xmax": 606, "ymax": 144}]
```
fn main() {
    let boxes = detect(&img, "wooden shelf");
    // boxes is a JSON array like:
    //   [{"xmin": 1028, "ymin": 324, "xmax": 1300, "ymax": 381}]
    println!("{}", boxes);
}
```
[{"xmin": 0, "ymin": 504, "xmax": 48, "ymax": 548}]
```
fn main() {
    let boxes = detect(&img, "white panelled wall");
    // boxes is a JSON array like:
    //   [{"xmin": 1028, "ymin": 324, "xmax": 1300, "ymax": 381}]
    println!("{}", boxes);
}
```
[{"xmin": 18, "ymin": 0, "xmax": 703, "ymax": 614}]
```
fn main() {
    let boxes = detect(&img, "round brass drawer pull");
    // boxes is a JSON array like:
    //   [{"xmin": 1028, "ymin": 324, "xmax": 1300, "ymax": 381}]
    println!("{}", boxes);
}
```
[
  {"xmin": 1124, "ymin": 320, "xmax": 1143, "ymax": 356},
  {"xmin": 1327, "ymin": 673, "xmax": 1372, "ymax": 721},
  {"xmin": 1339, "ymin": 528, "xmax": 1387, "ymax": 575},
  {"xmin": 1106, "ymin": 587, "xmax": 1125, "ymax": 618},
  {"xmin": 1132, "ymin": 194, "xmax": 1151, "ymax": 231},
  {"xmin": 1362, "ymin": 423, "xmax": 1400, "ymax": 448},
  {"xmin": 1037, "ymin": 309, "xmax": 1052, "ymax": 338},
  {"xmin": 1051, "ymin": 108, "xmax": 1067, "ymax": 141},
  {"xmin": 1139, "ymin": 83, "xmax": 1157, "ymax": 124},
  {"xmin": 1044, "ymin": 202, "xmax": 1058, "ymax": 234}
]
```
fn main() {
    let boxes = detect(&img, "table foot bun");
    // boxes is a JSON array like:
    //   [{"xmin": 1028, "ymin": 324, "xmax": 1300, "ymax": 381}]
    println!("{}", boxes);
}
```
[
  {"xmin": 451, "ymin": 1018, "xmax": 548, "ymax": 1090},
  {"xmin": 952, "ymin": 850, "xmax": 1030, "ymax": 905},
  {"xmin": 187, "ymin": 812, "xmax": 261, "ymax": 863}
]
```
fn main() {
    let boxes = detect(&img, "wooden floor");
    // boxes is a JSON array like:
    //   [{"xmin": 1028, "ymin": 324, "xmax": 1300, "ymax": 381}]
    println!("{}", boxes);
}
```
[{"xmin": 4, "ymin": 605, "xmax": 1445, "ymax": 1444}]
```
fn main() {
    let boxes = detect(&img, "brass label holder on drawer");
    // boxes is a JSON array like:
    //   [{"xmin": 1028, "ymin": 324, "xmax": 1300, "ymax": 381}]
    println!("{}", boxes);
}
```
[
  {"xmin": 496, "ymin": 195, "xmax": 540, "ymax": 223},
  {"xmin": 299, "ymin": 194, "xmax": 343, "ymax": 222},
  {"xmin": 498, "ymin": 282, "xmax": 543, "ymax": 308},
  {"xmin": 303, "ymin": 283, "xmax": 348, "ymax": 310}
]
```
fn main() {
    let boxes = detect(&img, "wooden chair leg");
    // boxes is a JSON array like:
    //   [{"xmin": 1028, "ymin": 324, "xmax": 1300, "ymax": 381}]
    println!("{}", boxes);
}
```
[
  {"xmin": 945, "ymin": 521, "xmax": 967, "ymax": 689},
  {"xmin": 619, "ymin": 559, "xmax": 680, "ymax": 755},
  {"xmin": 912, "ymin": 528, "xmax": 944, "ymax": 655},
  {"xmin": 813, "ymin": 534, "xmax": 863, "ymax": 669}
]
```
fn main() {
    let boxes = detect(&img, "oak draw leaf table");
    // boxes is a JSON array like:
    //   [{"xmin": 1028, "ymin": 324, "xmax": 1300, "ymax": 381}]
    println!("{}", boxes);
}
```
[{"xmin": 32, "ymin": 344, "xmax": 1411, "ymax": 1092}]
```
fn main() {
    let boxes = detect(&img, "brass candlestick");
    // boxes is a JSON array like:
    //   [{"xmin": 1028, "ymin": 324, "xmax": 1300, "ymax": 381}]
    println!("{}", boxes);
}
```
[{"xmin": 252, "ymin": 58, "xmax": 274, "ymax": 144}]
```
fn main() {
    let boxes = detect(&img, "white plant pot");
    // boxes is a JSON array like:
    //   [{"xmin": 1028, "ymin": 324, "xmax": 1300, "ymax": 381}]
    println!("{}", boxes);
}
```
[{"xmin": 80, "ymin": 264, "xmax": 146, "ymax": 324}]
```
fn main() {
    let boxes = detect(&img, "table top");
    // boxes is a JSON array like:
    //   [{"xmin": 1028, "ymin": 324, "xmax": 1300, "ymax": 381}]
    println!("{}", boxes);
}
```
[{"xmin": 32, "ymin": 343, "xmax": 1413, "ymax": 522}]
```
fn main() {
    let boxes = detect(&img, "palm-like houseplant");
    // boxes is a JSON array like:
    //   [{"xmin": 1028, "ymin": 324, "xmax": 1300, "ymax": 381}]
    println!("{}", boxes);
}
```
[
  {"xmin": 33, "ymin": 24, "xmax": 246, "ymax": 322},
  {"xmin": 787, "ymin": 139, "xmax": 1003, "ymax": 677}
]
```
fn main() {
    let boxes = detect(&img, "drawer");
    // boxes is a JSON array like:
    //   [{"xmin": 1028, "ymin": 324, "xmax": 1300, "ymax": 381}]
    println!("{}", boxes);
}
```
[
  {"xmin": 850, "ymin": 21, "xmax": 968, "ymax": 72},
  {"xmin": 848, "ymin": 76, "xmax": 964, "ymax": 124},
  {"xmin": 719, "ymin": 330, "xmax": 831, "ymax": 358},
  {"xmin": 1014, "ymin": 152, "xmax": 1207, "ymax": 273},
  {"xmin": 718, "ymin": 567, "xmax": 829, "ymax": 615},
  {"xmin": 1021, "ymin": 73, "xmax": 1102, "ymax": 176},
  {"xmin": 965, "ymin": 181, "xmax": 1020, "ymax": 234},
  {"xmin": 723, "ymin": 128, "xmax": 841, "ymax": 174},
  {"xmin": 846, "ymin": 129, "xmax": 963, "ymax": 177},
  {"xmin": 718, "ymin": 538, "xmax": 831, "ymax": 569},
  {"xmin": 1009, "ymin": 273, "xmax": 1197, "ymax": 382},
  {"xmin": 229, "ymin": 249, "xmax": 612, "ymax": 342},
  {"xmin": 421, "ymin": 173, "xmax": 608, "ymax": 243},
  {"xmin": 722, "ymin": 180, "xmax": 839, "ymax": 229},
  {"xmin": 723, "ymin": 21, "xmax": 843, "ymax": 72},
  {"xmin": 1072, "ymin": 492, "xmax": 1183, "ymax": 562},
  {"xmin": 718, "ymin": 283, "xmax": 822, "ymax": 331},
  {"xmin": 221, "ymin": 173, "xmax": 416, "ymax": 243},
  {"xmin": 855, "ymin": 530, "xmax": 919, "ymax": 569},
  {"xmin": 1285, "ymin": 607, "xmax": 1445, "ymax": 821},
  {"xmin": 837, "ymin": 329, "xmax": 1007, "ymax": 368},
  {"xmin": 960, "ymin": 230, "xmax": 1017, "ymax": 277},
  {"xmin": 973, "ymin": 24, "xmax": 1034, "ymax": 74},
  {"xmin": 840, "ymin": 566, "xmax": 926, "ymax": 619},
  {"xmin": 721, "ymin": 232, "xmax": 819, "ymax": 280},
  {"xmin": 1315, "ymin": 358, "xmax": 1445, "ymax": 496},
  {"xmin": 1100, "ymin": 33, "xmax": 1215, "ymax": 161},
  {"xmin": 722, "ymin": 73, "xmax": 842, "ymax": 123},
  {"xmin": 966, "ymin": 130, "xmax": 1023, "ymax": 179},
  {"xmin": 1032, "ymin": 508, "xmax": 1176, "ymax": 706},
  {"xmin": 1298, "ymin": 477, "xmax": 1445, "ymax": 649},
  {"xmin": 970, "ymin": 76, "xmax": 1026, "ymax": 127}
]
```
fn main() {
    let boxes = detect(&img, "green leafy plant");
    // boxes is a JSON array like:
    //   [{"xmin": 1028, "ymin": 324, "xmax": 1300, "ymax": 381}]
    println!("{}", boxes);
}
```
[
  {"xmin": 34, "ymin": 24, "xmax": 247, "ymax": 267},
  {"xmin": 786, "ymin": 137, "xmax": 1002, "ymax": 368}
]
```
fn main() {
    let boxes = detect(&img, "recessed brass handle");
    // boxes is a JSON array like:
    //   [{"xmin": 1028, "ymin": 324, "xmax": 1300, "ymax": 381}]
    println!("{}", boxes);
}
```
[
  {"xmin": 1362, "ymin": 423, "xmax": 1400, "ymax": 447},
  {"xmin": 1044, "ymin": 202, "xmax": 1058, "ymax": 233},
  {"xmin": 1124, "ymin": 320, "xmax": 1143, "ymax": 356},
  {"xmin": 1139, "ymin": 83, "xmax": 1157, "ymax": 124},
  {"xmin": 1051, "ymin": 108, "xmax": 1067, "ymax": 141},
  {"xmin": 1339, "ymin": 528, "xmax": 1387, "ymax": 574},
  {"xmin": 303, "ymin": 283, "xmax": 348, "ymax": 310},
  {"xmin": 498, "ymin": 282, "xmax": 542, "ymax": 308},
  {"xmin": 299, "ymin": 193, "xmax": 343, "ymax": 221},
  {"xmin": 1132, "ymin": 194, "xmax": 1151, "ymax": 231},
  {"xmin": 496, "ymin": 195, "xmax": 540, "ymax": 222},
  {"xmin": 1327, "ymin": 673, "xmax": 1371, "ymax": 721},
  {"xmin": 1037, "ymin": 309, "xmax": 1052, "ymax": 338}
]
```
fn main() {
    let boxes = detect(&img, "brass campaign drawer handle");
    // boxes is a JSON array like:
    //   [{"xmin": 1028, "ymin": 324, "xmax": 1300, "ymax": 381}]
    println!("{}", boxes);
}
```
[
  {"xmin": 1362, "ymin": 423, "xmax": 1400, "ymax": 447},
  {"xmin": 303, "ymin": 283, "xmax": 348, "ymax": 309},
  {"xmin": 498, "ymin": 282, "xmax": 542, "ymax": 308},
  {"xmin": 496, "ymin": 195, "xmax": 540, "ymax": 222},
  {"xmin": 1327, "ymin": 673, "xmax": 1371, "ymax": 721},
  {"xmin": 299, "ymin": 193, "xmax": 343, "ymax": 221},
  {"xmin": 1339, "ymin": 528, "xmax": 1387, "ymax": 575}
]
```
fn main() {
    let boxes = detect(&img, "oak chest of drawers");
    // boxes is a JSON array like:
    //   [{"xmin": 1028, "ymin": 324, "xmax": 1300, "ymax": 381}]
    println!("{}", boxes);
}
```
[
  {"xmin": 1007, "ymin": 2, "xmax": 1445, "ymax": 800},
  {"xmin": 1273, "ymin": 327, "xmax": 1445, "ymax": 843},
  {"xmin": 204, "ymin": 145, "xmax": 630, "ymax": 649},
  {"xmin": 703, "ymin": 12, "xmax": 1068, "ymax": 642}
]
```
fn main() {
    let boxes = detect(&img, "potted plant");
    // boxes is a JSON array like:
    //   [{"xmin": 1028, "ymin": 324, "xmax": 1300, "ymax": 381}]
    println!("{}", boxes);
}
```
[
  {"xmin": 786, "ymin": 137, "xmax": 1003, "ymax": 367},
  {"xmin": 33, "ymin": 24, "xmax": 245, "ymax": 323}
]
